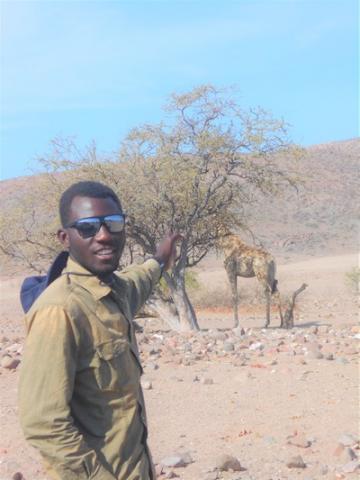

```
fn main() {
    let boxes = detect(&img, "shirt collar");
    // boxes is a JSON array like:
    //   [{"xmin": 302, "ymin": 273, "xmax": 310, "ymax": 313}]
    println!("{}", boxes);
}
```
[{"xmin": 63, "ymin": 256, "xmax": 113, "ymax": 301}]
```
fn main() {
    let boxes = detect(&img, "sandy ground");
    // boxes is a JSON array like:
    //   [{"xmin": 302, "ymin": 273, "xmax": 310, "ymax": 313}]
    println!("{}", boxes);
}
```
[{"xmin": 0, "ymin": 252, "xmax": 359, "ymax": 480}]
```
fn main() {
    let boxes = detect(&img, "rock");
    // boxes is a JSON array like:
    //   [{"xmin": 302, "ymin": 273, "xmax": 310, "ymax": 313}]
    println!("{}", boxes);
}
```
[
  {"xmin": 333, "ymin": 445, "xmax": 358, "ymax": 469},
  {"xmin": 142, "ymin": 380, "xmax": 152, "ymax": 390},
  {"xmin": 307, "ymin": 349, "xmax": 323, "ymax": 359},
  {"xmin": 200, "ymin": 377, "xmax": 214, "ymax": 385},
  {"xmin": 309, "ymin": 326, "xmax": 318, "ymax": 334},
  {"xmin": 145, "ymin": 362, "xmax": 159, "ymax": 371},
  {"xmin": 164, "ymin": 470, "xmax": 179, "ymax": 478},
  {"xmin": 204, "ymin": 471, "xmax": 219, "ymax": 480},
  {"xmin": 209, "ymin": 330, "xmax": 227, "ymax": 341},
  {"xmin": 233, "ymin": 327, "xmax": 246, "ymax": 337},
  {"xmin": 215, "ymin": 453, "xmax": 243, "ymax": 472},
  {"xmin": 342, "ymin": 460, "xmax": 360, "ymax": 473},
  {"xmin": 223, "ymin": 341, "xmax": 235, "ymax": 352},
  {"xmin": 182, "ymin": 342, "xmax": 192, "ymax": 352},
  {"xmin": 155, "ymin": 464, "xmax": 164, "ymax": 476},
  {"xmin": 338, "ymin": 433, "xmax": 358, "ymax": 447},
  {"xmin": 346, "ymin": 448, "xmax": 358, "ymax": 461},
  {"xmin": 305, "ymin": 334, "xmax": 318, "ymax": 344},
  {"xmin": 181, "ymin": 358, "xmax": 194, "ymax": 366},
  {"xmin": 12, "ymin": 473, "xmax": 23, "ymax": 480},
  {"xmin": 335, "ymin": 357, "xmax": 349, "ymax": 365},
  {"xmin": 334, "ymin": 473, "xmax": 346, "ymax": 479},
  {"xmin": 287, "ymin": 433, "xmax": 312, "ymax": 448},
  {"xmin": 319, "ymin": 464, "xmax": 329, "ymax": 475},
  {"xmin": 286, "ymin": 455, "xmax": 306, "ymax": 468},
  {"xmin": 160, "ymin": 451, "xmax": 193, "ymax": 468},
  {"xmin": 6, "ymin": 343, "xmax": 22, "ymax": 354},
  {"xmin": 160, "ymin": 456, "xmax": 186, "ymax": 468},
  {"xmin": 305, "ymin": 343, "xmax": 324, "ymax": 359},
  {"xmin": 249, "ymin": 342, "xmax": 264, "ymax": 351},
  {"xmin": 263, "ymin": 435, "xmax": 277, "ymax": 445},
  {"xmin": 177, "ymin": 451, "xmax": 193, "ymax": 464},
  {"xmin": 299, "ymin": 370, "xmax": 312, "ymax": 381},
  {"xmin": 1, "ymin": 355, "xmax": 20, "ymax": 370}
]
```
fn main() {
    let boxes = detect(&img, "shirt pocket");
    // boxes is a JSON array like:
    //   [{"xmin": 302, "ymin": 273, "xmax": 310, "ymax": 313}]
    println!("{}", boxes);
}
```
[{"xmin": 93, "ymin": 339, "xmax": 142, "ymax": 391}]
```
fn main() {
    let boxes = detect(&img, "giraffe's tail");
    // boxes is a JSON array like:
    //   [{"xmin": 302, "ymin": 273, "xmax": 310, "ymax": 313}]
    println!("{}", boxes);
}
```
[
  {"xmin": 268, "ymin": 260, "xmax": 278, "ymax": 294},
  {"xmin": 271, "ymin": 278, "xmax": 279, "ymax": 294}
]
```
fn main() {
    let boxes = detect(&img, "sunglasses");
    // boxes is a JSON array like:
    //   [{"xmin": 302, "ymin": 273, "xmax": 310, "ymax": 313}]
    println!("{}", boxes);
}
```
[{"xmin": 66, "ymin": 214, "xmax": 126, "ymax": 239}]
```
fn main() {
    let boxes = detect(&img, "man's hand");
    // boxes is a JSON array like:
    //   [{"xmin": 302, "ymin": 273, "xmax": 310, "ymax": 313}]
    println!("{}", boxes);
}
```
[{"xmin": 154, "ymin": 233, "xmax": 182, "ymax": 272}]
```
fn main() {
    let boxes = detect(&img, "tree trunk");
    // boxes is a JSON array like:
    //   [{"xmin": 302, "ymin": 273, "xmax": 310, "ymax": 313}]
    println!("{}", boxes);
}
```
[
  {"xmin": 144, "ymin": 239, "xmax": 200, "ymax": 332},
  {"xmin": 163, "ymin": 270, "xmax": 200, "ymax": 331},
  {"xmin": 281, "ymin": 283, "xmax": 308, "ymax": 328},
  {"xmin": 144, "ymin": 294, "xmax": 181, "ymax": 331}
]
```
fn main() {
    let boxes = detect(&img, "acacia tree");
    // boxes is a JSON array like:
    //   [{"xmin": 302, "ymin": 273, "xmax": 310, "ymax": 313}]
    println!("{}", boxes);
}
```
[
  {"xmin": 116, "ymin": 85, "xmax": 299, "ymax": 330},
  {"xmin": 0, "ymin": 85, "xmax": 299, "ymax": 330}
]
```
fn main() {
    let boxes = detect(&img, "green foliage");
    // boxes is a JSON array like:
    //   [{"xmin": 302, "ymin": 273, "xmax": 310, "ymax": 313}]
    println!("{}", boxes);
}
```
[
  {"xmin": 345, "ymin": 267, "xmax": 360, "ymax": 294},
  {"xmin": 184, "ymin": 270, "xmax": 200, "ymax": 291},
  {"xmin": 158, "ymin": 270, "xmax": 199, "ymax": 299}
]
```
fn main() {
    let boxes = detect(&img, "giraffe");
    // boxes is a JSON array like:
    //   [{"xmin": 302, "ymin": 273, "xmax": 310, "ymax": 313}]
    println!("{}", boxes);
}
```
[{"xmin": 218, "ymin": 228, "xmax": 283, "ymax": 329}]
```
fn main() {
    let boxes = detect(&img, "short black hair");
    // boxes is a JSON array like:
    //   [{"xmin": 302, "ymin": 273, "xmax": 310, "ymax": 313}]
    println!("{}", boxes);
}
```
[{"xmin": 59, "ymin": 181, "xmax": 122, "ymax": 227}]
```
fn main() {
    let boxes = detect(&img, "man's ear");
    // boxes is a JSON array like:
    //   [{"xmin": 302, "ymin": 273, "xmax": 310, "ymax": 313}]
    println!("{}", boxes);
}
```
[{"xmin": 57, "ymin": 228, "xmax": 70, "ymax": 249}]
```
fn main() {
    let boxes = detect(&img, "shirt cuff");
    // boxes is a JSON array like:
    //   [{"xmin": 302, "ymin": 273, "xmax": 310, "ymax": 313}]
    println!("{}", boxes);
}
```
[{"xmin": 144, "ymin": 258, "xmax": 163, "ymax": 281}]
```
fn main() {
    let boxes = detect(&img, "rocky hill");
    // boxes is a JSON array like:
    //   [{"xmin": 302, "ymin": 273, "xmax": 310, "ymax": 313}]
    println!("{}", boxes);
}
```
[{"xmin": 245, "ymin": 138, "xmax": 359, "ymax": 256}]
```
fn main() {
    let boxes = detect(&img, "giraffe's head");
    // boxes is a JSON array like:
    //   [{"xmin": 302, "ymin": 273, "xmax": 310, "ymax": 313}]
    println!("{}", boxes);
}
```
[{"xmin": 214, "ymin": 223, "xmax": 233, "ymax": 251}]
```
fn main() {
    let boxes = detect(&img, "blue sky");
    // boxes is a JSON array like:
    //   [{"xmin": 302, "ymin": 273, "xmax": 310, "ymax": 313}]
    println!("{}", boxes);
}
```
[{"xmin": 0, "ymin": 0, "xmax": 358, "ymax": 180}]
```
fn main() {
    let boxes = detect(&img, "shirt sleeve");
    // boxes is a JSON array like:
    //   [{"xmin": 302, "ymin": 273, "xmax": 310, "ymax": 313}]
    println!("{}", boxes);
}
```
[
  {"xmin": 18, "ymin": 306, "xmax": 116, "ymax": 480},
  {"xmin": 118, "ymin": 259, "xmax": 162, "ymax": 318}
]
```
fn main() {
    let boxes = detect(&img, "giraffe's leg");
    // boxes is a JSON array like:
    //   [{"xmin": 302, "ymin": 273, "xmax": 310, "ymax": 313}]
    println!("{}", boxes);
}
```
[
  {"xmin": 273, "ymin": 291, "xmax": 284, "ymax": 327},
  {"xmin": 232, "ymin": 275, "xmax": 239, "ymax": 328},
  {"xmin": 225, "ymin": 261, "xmax": 239, "ymax": 328},
  {"xmin": 264, "ymin": 287, "xmax": 271, "ymax": 328}
]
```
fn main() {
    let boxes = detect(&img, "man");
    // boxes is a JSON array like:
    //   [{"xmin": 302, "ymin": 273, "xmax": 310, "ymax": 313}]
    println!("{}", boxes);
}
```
[{"xmin": 19, "ymin": 181, "xmax": 180, "ymax": 480}]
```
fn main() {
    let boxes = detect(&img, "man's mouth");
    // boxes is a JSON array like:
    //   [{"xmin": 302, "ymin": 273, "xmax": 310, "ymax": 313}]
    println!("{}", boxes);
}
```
[{"xmin": 94, "ymin": 248, "xmax": 117, "ymax": 259}]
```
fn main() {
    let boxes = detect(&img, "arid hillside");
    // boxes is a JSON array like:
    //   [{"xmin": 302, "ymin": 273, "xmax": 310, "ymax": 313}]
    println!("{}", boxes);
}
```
[
  {"xmin": 244, "ymin": 138, "xmax": 359, "ymax": 257},
  {"xmin": 1, "ymin": 138, "xmax": 358, "ymax": 272}
]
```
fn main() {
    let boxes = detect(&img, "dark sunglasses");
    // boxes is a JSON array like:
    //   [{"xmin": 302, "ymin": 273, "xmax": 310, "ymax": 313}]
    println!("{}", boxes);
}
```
[{"xmin": 66, "ymin": 214, "xmax": 126, "ymax": 239}]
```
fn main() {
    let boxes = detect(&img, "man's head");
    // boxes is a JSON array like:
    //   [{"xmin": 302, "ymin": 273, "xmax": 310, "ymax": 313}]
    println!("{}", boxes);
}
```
[{"xmin": 57, "ymin": 181, "xmax": 126, "ymax": 278}]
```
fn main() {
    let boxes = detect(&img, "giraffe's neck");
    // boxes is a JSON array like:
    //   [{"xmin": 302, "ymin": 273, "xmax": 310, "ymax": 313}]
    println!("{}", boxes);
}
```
[{"xmin": 219, "ymin": 234, "xmax": 250, "ymax": 257}]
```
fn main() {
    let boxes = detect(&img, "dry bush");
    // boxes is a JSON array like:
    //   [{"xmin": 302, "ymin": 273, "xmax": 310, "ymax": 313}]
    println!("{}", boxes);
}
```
[
  {"xmin": 188, "ymin": 281, "xmax": 233, "ymax": 309},
  {"xmin": 345, "ymin": 267, "xmax": 360, "ymax": 295}
]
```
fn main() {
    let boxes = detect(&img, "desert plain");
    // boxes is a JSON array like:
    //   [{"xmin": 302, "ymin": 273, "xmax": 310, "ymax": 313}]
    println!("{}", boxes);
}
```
[{"xmin": 0, "ymin": 139, "xmax": 359, "ymax": 480}]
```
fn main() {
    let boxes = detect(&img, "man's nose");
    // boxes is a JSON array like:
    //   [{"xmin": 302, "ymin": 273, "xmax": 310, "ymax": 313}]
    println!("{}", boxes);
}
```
[{"xmin": 95, "ymin": 224, "xmax": 113, "ymax": 241}]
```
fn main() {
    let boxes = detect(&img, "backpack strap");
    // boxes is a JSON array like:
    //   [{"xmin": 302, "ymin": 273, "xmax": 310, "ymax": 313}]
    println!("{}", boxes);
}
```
[{"xmin": 20, "ymin": 251, "xmax": 69, "ymax": 313}]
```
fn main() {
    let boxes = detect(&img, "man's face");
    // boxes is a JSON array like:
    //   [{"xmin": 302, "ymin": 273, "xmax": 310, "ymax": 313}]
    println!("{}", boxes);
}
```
[{"xmin": 58, "ymin": 195, "xmax": 126, "ymax": 277}]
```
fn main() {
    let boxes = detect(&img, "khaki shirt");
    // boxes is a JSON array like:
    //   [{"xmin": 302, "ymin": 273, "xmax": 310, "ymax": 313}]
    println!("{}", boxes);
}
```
[{"xmin": 18, "ymin": 256, "xmax": 161, "ymax": 480}]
